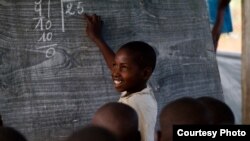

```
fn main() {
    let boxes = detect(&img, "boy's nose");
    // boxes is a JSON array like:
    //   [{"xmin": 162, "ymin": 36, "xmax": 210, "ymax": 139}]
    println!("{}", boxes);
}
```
[{"xmin": 111, "ymin": 68, "xmax": 120, "ymax": 77}]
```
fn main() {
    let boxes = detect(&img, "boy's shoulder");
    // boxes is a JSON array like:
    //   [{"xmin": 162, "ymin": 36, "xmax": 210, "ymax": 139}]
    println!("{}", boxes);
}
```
[{"xmin": 127, "ymin": 87, "xmax": 156, "ymax": 103}]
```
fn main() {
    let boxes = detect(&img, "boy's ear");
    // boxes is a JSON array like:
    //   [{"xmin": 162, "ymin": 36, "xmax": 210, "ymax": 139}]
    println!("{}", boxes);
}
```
[{"xmin": 143, "ymin": 67, "xmax": 152, "ymax": 80}]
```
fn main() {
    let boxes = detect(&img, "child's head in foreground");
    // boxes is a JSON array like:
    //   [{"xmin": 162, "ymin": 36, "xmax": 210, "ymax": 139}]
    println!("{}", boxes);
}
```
[
  {"xmin": 0, "ymin": 115, "xmax": 3, "ymax": 127},
  {"xmin": 197, "ymin": 96, "xmax": 235, "ymax": 124},
  {"xmin": 0, "ymin": 126, "xmax": 27, "ymax": 141},
  {"xmin": 66, "ymin": 125, "xmax": 117, "ymax": 141},
  {"xmin": 92, "ymin": 102, "xmax": 140, "ymax": 141},
  {"xmin": 112, "ymin": 41, "xmax": 157, "ymax": 94},
  {"xmin": 158, "ymin": 97, "xmax": 212, "ymax": 141}
]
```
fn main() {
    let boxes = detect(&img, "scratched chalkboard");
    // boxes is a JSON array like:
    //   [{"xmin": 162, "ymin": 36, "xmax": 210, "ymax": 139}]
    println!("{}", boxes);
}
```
[{"xmin": 0, "ymin": 0, "xmax": 223, "ymax": 141}]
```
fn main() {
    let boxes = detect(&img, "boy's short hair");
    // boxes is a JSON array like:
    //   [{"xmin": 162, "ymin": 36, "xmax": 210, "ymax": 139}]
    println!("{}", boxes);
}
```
[
  {"xmin": 92, "ymin": 102, "xmax": 140, "ymax": 141},
  {"xmin": 158, "ymin": 97, "xmax": 212, "ymax": 141},
  {"xmin": 160, "ymin": 97, "xmax": 212, "ymax": 126},
  {"xmin": 0, "ymin": 126, "xmax": 27, "ymax": 141},
  {"xmin": 66, "ymin": 125, "xmax": 117, "ymax": 141},
  {"xmin": 0, "ymin": 115, "xmax": 3, "ymax": 126},
  {"xmin": 120, "ymin": 41, "xmax": 157, "ymax": 71},
  {"xmin": 197, "ymin": 96, "xmax": 235, "ymax": 124}
]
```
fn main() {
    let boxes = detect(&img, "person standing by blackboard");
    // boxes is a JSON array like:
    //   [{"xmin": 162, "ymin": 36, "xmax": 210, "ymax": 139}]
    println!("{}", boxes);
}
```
[
  {"xmin": 206, "ymin": 0, "xmax": 232, "ymax": 51},
  {"xmin": 84, "ymin": 14, "xmax": 158, "ymax": 141}
]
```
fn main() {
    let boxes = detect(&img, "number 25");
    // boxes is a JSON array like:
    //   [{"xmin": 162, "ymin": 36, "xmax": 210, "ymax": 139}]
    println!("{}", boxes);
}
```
[{"xmin": 77, "ymin": 2, "xmax": 84, "ymax": 14}]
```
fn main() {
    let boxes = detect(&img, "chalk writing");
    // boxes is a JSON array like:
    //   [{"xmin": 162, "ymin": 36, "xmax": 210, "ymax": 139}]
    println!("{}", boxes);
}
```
[
  {"xmin": 65, "ymin": 2, "xmax": 84, "ymax": 16},
  {"xmin": 61, "ymin": 0, "xmax": 85, "ymax": 32},
  {"xmin": 33, "ymin": 0, "xmax": 55, "ymax": 58}
]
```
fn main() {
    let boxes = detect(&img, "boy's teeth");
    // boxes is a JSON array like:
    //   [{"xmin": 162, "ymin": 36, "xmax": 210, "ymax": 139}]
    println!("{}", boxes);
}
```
[{"xmin": 114, "ymin": 80, "xmax": 121, "ymax": 84}]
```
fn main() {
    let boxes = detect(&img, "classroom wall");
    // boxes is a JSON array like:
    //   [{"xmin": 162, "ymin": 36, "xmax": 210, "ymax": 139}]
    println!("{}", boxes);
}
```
[{"xmin": 0, "ymin": 0, "xmax": 223, "ymax": 141}]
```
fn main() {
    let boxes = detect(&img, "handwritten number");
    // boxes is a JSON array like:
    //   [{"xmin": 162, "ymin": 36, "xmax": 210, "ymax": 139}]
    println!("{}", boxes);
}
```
[
  {"xmin": 65, "ymin": 3, "xmax": 75, "ymax": 15},
  {"xmin": 65, "ymin": 2, "xmax": 85, "ymax": 15},
  {"xmin": 38, "ymin": 32, "xmax": 53, "ymax": 42},
  {"xmin": 46, "ymin": 47, "xmax": 55, "ymax": 58},
  {"xmin": 34, "ymin": 17, "xmax": 44, "ymax": 30},
  {"xmin": 34, "ymin": 0, "xmax": 42, "ymax": 16},
  {"xmin": 77, "ymin": 2, "xmax": 84, "ymax": 14},
  {"xmin": 46, "ymin": 20, "xmax": 52, "ymax": 30}
]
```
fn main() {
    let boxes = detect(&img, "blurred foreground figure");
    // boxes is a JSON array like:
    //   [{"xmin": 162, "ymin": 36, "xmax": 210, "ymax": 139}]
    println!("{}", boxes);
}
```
[
  {"xmin": 66, "ymin": 126, "xmax": 117, "ymax": 141},
  {"xmin": 197, "ymin": 96, "xmax": 235, "ymax": 124},
  {"xmin": 0, "ymin": 115, "xmax": 3, "ymax": 127},
  {"xmin": 92, "ymin": 102, "xmax": 140, "ymax": 141},
  {"xmin": 0, "ymin": 126, "xmax": 27, "ymax": 141},
  {"xmin": 207, "ymin": 0, "xmax": 232, "ymax": 51},
  {"xmin": 157, "ymin": 97, "xmax": 212, "ymax": 141}
]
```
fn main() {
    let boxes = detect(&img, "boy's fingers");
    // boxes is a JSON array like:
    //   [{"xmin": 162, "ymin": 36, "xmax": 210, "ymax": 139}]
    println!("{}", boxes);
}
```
[
  {"xmin": 85, "ymin": 14, "xmax": 95, "ymax": 21},
  {"xmin": 84, "ymin": 14, "xmax": 93, "ymax": 25},
  {"xmin": 93, "ymin": 14, "xmax": 100, "ymax": 22},
  {"xmin": 84, "ymin": 13, "xmax": 89, "ymax": 19},
  {"xmin": 84, "ymin": 13, "xmax": 102, "ymax": 25},
  {"xmin": 84, "ymin": 14, "xmax": 91, "ymax": 21},
  {"xmin": 97, "ymin": 15, "xmax": 101, "ymax": 21}
]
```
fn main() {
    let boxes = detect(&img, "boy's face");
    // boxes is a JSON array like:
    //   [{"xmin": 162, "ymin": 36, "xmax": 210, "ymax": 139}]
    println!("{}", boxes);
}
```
[{"xmin": 112, "ymin": 48, "xmax": 148, "ymax": 94}]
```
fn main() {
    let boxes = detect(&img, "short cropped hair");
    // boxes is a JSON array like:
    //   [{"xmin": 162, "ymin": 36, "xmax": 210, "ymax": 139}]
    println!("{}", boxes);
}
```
[
  {"xmin": 120, "ymin": 41, "xmax": 157, "ymax": 71},
  {"xmin": 197, "ymin": 96, "xmax": 235, "ymax": 124},
  {"xmin": 92, "ymin": 102, "xmax": 139, "ymax": 141},
  {"xmin": 160, "ymin": 97, "xmax": 212, "ymax": 126},
  {"xmin": 158, "ymin": 97, "xmax": 212, "ymax": 141},
  {"xmin": 0, "ymin": 115, "xmax": 3, "ymax": 126},
  {"xmin": 66, "ymin": 126, "xmax": 117, "ymax": 141},
  {"xmin": 0, "ymin": 127, "xmax": 27, "ymax": 141}
]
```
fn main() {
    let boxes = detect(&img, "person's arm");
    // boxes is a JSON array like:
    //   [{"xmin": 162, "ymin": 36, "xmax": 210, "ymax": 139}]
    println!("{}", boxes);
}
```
[
  {"xmin": 212, "ymin": 0, "xmax": 231, "ymax": 51},
  {"xmin": 84, "ymin": 14, "xmax": 115, "ymax": 70}
]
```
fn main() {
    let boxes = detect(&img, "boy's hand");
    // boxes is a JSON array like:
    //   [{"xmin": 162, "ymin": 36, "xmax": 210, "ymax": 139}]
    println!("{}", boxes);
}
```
[
  {"xmin": 84, "ymin": 14, "xmax": 103, "ymax": 42},
  {"xmin": 84, "ymin": 14, "xmax": 115, "ymax": 70}
]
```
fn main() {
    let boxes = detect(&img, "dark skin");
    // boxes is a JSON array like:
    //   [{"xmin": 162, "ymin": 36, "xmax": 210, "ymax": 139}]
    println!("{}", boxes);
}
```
[
  {"xmin": 212, "ymin": 0, "xmax": 231, "ymax": 51},
  {"xmin": 84, "ymin": 14, "xmax": 151, "ymax": 95},
  {"xmin": 84, "ymin": 14, "xmax": 115, "ymax": 70},
  {"xmin": 112, "ymin": 48, "xmax": 149, "ymax": 95}
]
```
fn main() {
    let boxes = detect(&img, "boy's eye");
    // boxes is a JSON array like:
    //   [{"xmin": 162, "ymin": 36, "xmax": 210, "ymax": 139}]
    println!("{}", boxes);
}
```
[
  {"xmin": 112, "ymin": 63, "xmax": 117, "ymax": 68},
  {"xmin": 120, "ymin": 66, "xmax": 128, "ymax": 71}
]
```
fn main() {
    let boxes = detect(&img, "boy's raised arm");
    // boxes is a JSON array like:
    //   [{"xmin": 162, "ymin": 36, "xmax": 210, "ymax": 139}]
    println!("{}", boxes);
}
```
[{"xmin": 84, "ymin": 14, "xmax": 115, "ymax": 71}]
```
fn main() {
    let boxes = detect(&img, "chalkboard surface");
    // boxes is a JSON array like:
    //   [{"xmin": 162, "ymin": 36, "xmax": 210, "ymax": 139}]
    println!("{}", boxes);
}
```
[{"xmin": 0, "ymin": 0, "xmax": 223, "ymax": 141}]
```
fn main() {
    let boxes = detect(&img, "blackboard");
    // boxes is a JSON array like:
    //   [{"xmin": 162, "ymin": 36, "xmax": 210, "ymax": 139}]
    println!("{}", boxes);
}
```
[{"xmin": 0, "ymin": 0, "xmax": 223, "ymax": 141}]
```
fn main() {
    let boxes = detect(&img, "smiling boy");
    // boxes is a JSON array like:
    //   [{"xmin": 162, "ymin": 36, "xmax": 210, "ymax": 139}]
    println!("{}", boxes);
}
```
[{"xmin": 84, "ymin": 14, "xmax": 157, "ymax": 141}]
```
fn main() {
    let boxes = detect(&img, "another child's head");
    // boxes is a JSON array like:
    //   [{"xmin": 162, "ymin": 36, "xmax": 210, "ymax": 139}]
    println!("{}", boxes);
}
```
[
  {"xmin": 0, "ymin": 115, "xmax": 3, "ymax": 127},
  {"xmin": 112, "ymin": 41, "xmax": 157, "ymax": 94},
  {"xmin": 197, "ymin": 96, "xmax": 235, "ymax": 124},
  {"xmin": 66, "ymin": 125, "xmax": 117, "ymax": 141},
  {"xmin": 92, "ymin": 102, "xmax": 140, "ymax": 141},
  {"xmin": 158, "ymin": 97, "xmax": 212, "ymax": 141},
  {"xmin": 0, "ymin": 126, "xmax": 27, "ymax": 141}
]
